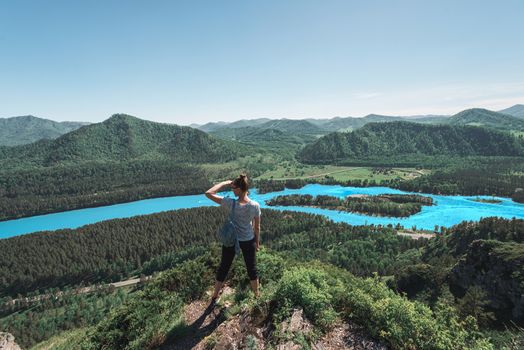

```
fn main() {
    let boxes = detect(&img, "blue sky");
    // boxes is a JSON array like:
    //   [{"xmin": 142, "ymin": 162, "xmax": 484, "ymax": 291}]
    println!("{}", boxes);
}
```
[{"xmin": 1, "ymin": 0, "xmax": 523, "ymax": 124}]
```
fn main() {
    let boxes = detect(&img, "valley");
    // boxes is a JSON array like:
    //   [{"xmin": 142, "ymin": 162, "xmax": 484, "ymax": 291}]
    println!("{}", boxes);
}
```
[{"xmin": 0, "ymin": 107, "xmax": 523, "ymax": 349}]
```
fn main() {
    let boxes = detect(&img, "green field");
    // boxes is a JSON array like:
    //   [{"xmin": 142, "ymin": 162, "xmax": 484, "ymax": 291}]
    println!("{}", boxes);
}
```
[
  {"xmin": 200, "ymin": 154, "xmax": 283, "ymax": 181},
  {"xmin": 511, "ymin": 130, "xmax": 524, "ymax": 138},
  {"xmin": 255, "ymin": 161, "xmax": 429, "ymax": 182}
]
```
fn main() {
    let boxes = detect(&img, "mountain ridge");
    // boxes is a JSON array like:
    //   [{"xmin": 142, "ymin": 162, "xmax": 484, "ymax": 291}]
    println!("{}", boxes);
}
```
[
  {"xmin": 0, "ymin": 114, "xmax": 242, "ymax": 168},
  {"xmin": 298, "ymin": 121, "xmax": 524, "ymax": 163},
  {"xmin": 0, "ymin": 115, "xmax": 89, "ymax": 146},
  {"xmin": 499, "ymin": 104, "xmax": 524, "ymax": 119},
  {"xmin": 448, "ymin": 108, "xmax": 524, "ymax": 131}
]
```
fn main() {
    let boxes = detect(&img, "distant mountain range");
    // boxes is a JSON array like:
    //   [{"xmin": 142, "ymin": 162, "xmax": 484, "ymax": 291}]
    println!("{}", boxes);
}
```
[
  {"xmin": 0, "ymin": 115, "xmax": 89, "ymax": 146},
  {"xmin": 2, "ymin": 105, "xmax": 522, "ymax": 148},
  {"xmin": 0, "ymin": 114, "xmax": 242, "ymax": 169},
  {"xmin": 195, "ymin": 114, "xmax": 450, "ymax": 134},
  {"xmin": 193, "ymin": 105, "xmax": 524, "ymax": 135},
  {"xmin": 1, "ymin": 105, "xmax": 522, "ymax": 168},
  {"xmin": 196, "ymin": 118, "xmax": 271, "ymax": 132}
]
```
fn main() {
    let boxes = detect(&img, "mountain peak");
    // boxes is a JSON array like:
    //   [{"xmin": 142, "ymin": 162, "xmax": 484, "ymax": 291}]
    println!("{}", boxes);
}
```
[
  {"xmin": 105, "ymin": 113, "xmax": 141, "ymax": 123},
  {"xmin": 10, "ymin": 114, "xmax": 38, "ymax": 120},
  {"xmin": 499, "ymin": 104, "xmax": 524, "ymax": 119}
]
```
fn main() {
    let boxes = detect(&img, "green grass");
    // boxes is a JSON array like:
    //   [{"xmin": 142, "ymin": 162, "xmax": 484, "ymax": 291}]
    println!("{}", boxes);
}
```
[
  {"xmin": 510, "ymin": 130, "xmax": 524, "ymax": 138},
  {"xmin": 30, "ymin": 328, "xmax": 90, "ymax": 350},
  {"xmin": 255, "ymin": 161, "xmax": 429, "ymax": 183}
]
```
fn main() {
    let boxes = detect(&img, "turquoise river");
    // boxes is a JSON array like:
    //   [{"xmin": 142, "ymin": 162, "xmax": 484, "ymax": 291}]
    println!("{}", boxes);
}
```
[{"xmin": 0, "ymin": 184, "xmax": 523, "ymax": 239}]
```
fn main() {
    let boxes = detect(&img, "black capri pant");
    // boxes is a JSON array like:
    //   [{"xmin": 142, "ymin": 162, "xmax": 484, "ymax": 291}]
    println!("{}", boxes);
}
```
[{"xmin": 216, "ymin": 238, "xmax": 258, "ymax": 282}]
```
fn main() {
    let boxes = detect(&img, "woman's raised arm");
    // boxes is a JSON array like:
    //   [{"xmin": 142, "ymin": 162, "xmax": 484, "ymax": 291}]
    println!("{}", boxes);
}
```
[{"xmin": 205, "ymin": 180, "xmax": 232, "ymax": 205}]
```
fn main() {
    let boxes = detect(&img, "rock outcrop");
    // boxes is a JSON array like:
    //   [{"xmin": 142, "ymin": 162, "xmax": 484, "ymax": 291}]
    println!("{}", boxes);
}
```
[{"xmin": 0, "ymin": 333, "xmax": 22, "ymax": 350}]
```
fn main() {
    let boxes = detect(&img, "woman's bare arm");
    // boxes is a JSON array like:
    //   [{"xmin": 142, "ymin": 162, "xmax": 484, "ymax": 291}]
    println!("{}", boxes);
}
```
[{"xmin": 205, "ymin": 180, "xmax": 232, "ymax": 205}]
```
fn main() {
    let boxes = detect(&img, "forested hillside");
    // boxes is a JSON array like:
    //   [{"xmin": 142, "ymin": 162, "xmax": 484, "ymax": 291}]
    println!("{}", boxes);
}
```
[
  {"xmin": 392, "ymin": 217, "xmax": 524, "ymax": 325},
  {"xmin": 210, "ymin": 126, "xmax": 317, "ymax": 156},
  {"xmin": 0, "ymin": 208, "xmax": 425, "ymax": 297},
  {"xmin": 0, "ymin": 114, "xmax": 242, "ymax": 169},
  {"xmin": 0, "ymin": 161, "xmax": 212, "ymax": 220},
  {"xmin": 298, "ymin": 122, "xmax": 524, "ymax": 163},
  {"xmin": 2, "ymin": 209, "xmax": 521, "ymax": 349},
  {"xmin": 499, "ymin": 104, "xmax": 524, "ymax": 119},
  {"xmin": 448, "ymin": 108, "xmax": 524, "ymax": 131}
]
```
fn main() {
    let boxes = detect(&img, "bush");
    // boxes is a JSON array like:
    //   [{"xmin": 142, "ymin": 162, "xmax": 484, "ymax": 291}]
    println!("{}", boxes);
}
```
[
  {"xmin": 154, "ymin": 252, "xmax": 216, "ymax": 302},
  {"xmin": 338, "ymin": 276, "xmax": 493, "ymax": 350},
  {"xmin": 274, "ymin": 267, "xmax": 340, "ymax": 330}
]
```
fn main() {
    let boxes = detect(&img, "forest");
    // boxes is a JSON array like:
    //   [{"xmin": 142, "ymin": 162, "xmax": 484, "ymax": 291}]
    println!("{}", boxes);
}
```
[
  {"xmin": 393, "ymin": 157, "xmax": 524, "ymax": 201},
  {"xmin": 0, "ymin": 208, "xmax": 426, "ymax": 297},
  {"xmin": 298, "ymin": 122, "xmax": 524, "ymax": 163},
  {"xmin": 0, "ymin": 160, "xmax": 213, "ymax": 220},
  {"xmin": 1, "ymin": 209, "xmax": 521, "ymax": 349}
]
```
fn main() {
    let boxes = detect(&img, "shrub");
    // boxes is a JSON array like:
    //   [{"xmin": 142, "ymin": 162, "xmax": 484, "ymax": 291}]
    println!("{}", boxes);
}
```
[
  {"xmin": 338, "ymin": 276, "xmax": 493, "ymax": 350},
  {"xmin": 274, "ymin": 267, "xmax": 340, "ymax": 330}
]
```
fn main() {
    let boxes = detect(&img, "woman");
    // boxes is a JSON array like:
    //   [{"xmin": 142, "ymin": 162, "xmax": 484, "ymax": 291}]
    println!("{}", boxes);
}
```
[{"xmin": 205, "ymin": 174, "xmax": 261, "ymax": 300}]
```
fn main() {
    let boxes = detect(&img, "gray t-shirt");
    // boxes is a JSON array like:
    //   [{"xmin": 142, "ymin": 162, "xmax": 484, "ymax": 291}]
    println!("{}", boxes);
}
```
[{"xmin": 221, "ymin": 197, "xmax": 261, "ymax": 241}]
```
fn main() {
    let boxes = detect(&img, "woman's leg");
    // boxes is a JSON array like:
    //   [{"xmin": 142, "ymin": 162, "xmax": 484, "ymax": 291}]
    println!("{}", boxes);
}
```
[
  {"xmin": 240, "ymin": 238, "xmax": 259, "ymax": 297},
  {"xmin": 213, "ymin": 245, "xmax": 235, "ymax": 298}
]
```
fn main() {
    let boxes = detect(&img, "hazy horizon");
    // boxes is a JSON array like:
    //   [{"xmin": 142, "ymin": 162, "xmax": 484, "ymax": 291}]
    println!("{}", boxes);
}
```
[
  {"xmin": 1, "ymin": 102, "xmax": 523, "ymax": 126},
  {"xmin": 1, "ymin": 0, "xmax": 524, "ymax": 125}
]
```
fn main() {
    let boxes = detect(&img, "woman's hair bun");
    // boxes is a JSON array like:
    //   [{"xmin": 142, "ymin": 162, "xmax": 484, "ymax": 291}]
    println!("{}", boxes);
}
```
[{"xmin": 233, "ymin": 173, "xmax": 249, "ymax": 192}]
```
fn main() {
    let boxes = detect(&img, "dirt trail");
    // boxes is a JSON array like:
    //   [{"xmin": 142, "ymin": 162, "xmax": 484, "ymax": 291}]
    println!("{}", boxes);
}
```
[
  {"xmin": 5, "ymin": 276, "xmax": 151, "ymax": 308},
  {"xmin": 397, "ymin": 230, "xmax": 435, "ymax": 240},
  {"xmin": 161, "ymin": 286, "xmax": 235, "ymax": 350}
]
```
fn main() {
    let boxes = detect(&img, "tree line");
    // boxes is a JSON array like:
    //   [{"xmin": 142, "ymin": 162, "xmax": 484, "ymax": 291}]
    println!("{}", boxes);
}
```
[
  {"xmin": 266, "ymin": 193, "xmax": 433, "ymax": 217},
  {"xmin": 0, "ymin": 160, "xmax": 212, "ymax": 220}
]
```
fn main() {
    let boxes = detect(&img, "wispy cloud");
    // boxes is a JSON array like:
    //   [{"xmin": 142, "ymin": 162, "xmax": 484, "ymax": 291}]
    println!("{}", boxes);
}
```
[
  {"xmin": 345, "ymin": 81, "xmax": 524, "ymax": 117},
  {"xmin": 351, "ymin": 92, "xmax": 382, "ymax": 100}
]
